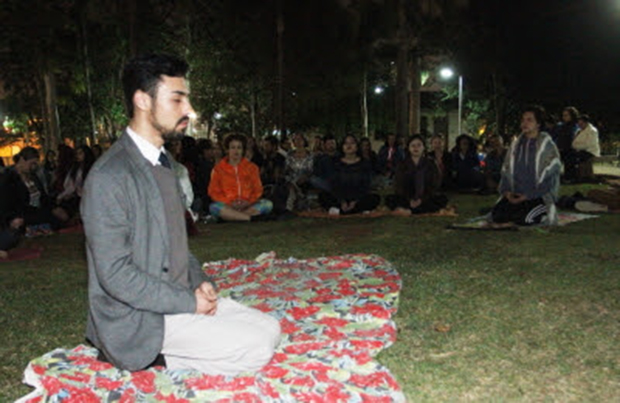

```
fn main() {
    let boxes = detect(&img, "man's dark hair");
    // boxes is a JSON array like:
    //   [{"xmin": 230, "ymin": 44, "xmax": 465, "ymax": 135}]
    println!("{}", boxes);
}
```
[
  {"xmin": 223, "ymin": 133, "xmax": 247, "ymax": 152},
  {"xmin": 323, "ymin": 134, "xmax": 336, "ymax": 143},
  {"xmin": 14, "ymin": 146, "xmax": 39, "ymax": 163},
  {"xmin": 382, "ymin": 131, "xmax": 397, "ymax": 147},
  {"xmin": 563, "ymin": 106, "xmax": 579, "ymax": 122},
  {"xmin": 578, "ymin": 114, "xmax": 590, "ymax": 123},
  {"xmin": 264, "ymin": 135, "xmax": 279, "ymax": 147},
  {"xmin": 122, "ymin": 53, "xmax": 189, "ymax": 118},
  {"xmin": 523, "ymin": 105, "xmax": 547, "ymax": 126}
]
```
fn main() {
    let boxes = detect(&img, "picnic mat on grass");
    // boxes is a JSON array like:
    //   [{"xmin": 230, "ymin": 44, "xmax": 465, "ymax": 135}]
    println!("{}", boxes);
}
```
[
  {"xmin": 298, "ymin": 207, "xmax": 457, "ymax": 219},
  {"xmin": 447, "ymin": 211, "xmax": 599, "ymax": 231},
  {"xmin": 58, "ymin": 224, "xmax": 84, "ymax": 235},
  {"xmin": 0, "ymin": 247, "xmax": 43, "ymax": 262},
  {"xmin": 18, "ymin": 253, "xmax": 405, "ymax": 402}
]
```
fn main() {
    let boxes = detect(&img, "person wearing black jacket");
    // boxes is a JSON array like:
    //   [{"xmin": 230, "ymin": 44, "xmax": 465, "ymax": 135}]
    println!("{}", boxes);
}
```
[
  {"xmin": 387, "ymin": 135, "xmax": 448, "ymax": 214},
  {"xmin": 0, "ymin": 168, "xmax": 23, "ymax": 257},
  {"xmin": 427, "ymin": 134, "xmax": 451, "ymax": 190},
  {"xmin": 0, "ymin": 147, "xmax": 69, "ymax": 231},
  {"xmin": 451, "ymin": 134, "xmax": 484, "ymax": 191},
  {"xmin": 319, "ymin": 135, "xmax": 380, "ymax": 215}
]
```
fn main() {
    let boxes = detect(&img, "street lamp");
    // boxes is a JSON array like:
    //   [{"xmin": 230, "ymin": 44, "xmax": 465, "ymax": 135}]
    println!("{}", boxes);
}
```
[
  {"xmin": 374, "ymin": 86, "xmax": 384, "ymax": 95},
  {"xmin": 439, "ymin": 67, "xmax": 463, "ymax": 136}
]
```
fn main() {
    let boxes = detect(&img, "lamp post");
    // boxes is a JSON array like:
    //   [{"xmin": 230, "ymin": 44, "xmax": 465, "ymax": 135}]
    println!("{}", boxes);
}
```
[{"xmin": 439, "ymin": 67, "xmax": 463, "ymax": 136}]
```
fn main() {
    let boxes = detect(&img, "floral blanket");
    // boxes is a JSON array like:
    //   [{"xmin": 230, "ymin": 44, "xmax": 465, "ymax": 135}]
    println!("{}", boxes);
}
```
[{"xmin": 18, "ymin": 253, "xmax": 404, "ymax": 402}]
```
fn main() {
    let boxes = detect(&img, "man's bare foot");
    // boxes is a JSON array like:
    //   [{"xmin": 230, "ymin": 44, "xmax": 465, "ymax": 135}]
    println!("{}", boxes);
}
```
[{"xmin": 0, "ymin": 250, "xmax": 8, "ymax": 259}]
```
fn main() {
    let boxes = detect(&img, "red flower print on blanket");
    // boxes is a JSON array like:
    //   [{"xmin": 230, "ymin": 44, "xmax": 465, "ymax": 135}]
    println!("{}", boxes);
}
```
[{"xmin": 18, "ymin": 254, "xmax": 404, "ymax": 402}]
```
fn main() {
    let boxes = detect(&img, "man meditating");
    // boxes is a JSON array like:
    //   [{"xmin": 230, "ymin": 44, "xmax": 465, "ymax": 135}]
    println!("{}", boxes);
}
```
[
  {"xmin": 490, "ymin": 105, "xmax": 562, "ymax": 226},
  {"xmin": 81, "ymin": 54, "xmax": 280, "ymax": 374}
]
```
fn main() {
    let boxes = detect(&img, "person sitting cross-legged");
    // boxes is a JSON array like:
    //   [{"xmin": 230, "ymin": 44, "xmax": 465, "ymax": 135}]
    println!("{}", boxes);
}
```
[
  {"xmin": 563, "ymin": 114, "xmax": 600, "ymax": 181},
  {"xmin": 490, "ymin": 105, "xmax": 562, "ymax": 226},
  {"xmin": 386, "ymin": 135, "xmax": 448, "ymax": 215},
  {"xmin": 319, "ymin": 135, "xmax": 380, "ymax": 215},
  {"xmin": 377, "ymin": 132, "xmax": 405, "ymax": 185},
  {"xmin": 0, "ymin": 217, "xmax": 24, "ymax": 259},
  {"xmin": 208, "ymin": 133, "xmax": 273, "ymax": 222},
  {"xmin": 451, "ymin": 134, "xmax": 485, "ymax": 191},
  {"xmin": 1, "ymin": 147, "xmax": 70, "ymax": 232},
  {"xmin": 82, "ymin": 54, "xmax": 280, "ymax": 375}
]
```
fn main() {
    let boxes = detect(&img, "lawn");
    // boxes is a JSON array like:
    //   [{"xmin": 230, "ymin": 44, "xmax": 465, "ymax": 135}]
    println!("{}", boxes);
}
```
[{"xmin": 1, "ymin": 185, "xmax": 619, "ymax": 401}]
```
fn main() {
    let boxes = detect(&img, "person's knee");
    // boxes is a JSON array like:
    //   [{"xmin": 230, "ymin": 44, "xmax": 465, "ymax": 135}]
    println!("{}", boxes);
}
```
[
  {"xmin": 260, "ymin": 199, "xmax": 273, "ymax": 215},
  {"xmin": 209, "ymin": 202, "xmax": 224, "ymax": 217},
  {"xmin": 264, "ymin": 315, "xmax": 282, "ymax": 346},
  {"xmin": 252, "ymin": 321, "xmax": 281, "ymax": 367}
]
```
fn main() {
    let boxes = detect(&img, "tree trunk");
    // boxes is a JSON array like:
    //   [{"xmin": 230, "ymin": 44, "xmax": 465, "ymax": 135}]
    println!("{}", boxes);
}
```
[
  {"xmin": 395, "ymin": 0, "xmax": 409, "ymax": 137},
  {"xmin": 250, "ymin": 88, "xmax": 257, "ymax": 138},
  {"xmin": 127, "ymin": 0, "xmax": 137, "ymax": 57},
  {"xmin": 361, "ymin": 70, "xmax": 369, "ymax": 137},
  {"xmin": 43, "ymin": 71, "xmax": 60, "ymax": 151},
  {"xmin": 35, "ymin": 77, "xmax": 50, "ymax": 152},
  {"xmin": 81, "ymin": 16, "xmax": 97, "ymax": 145},
  {"xmin": 408, "ymin": 54, "xmax": 421, "ymax": 135},
  {"xmin": 492, "ymin": 72, "xmax": 507, "ymax": 140},
  {"xmin": 274, "ymin": 0, "xmax": 285, "ymax": 137}
]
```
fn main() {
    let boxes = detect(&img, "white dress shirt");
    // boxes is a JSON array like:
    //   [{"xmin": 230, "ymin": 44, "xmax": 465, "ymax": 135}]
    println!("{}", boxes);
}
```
[{"xmin": 126, "ymin": 127, "xmax": 167, "ymax": 166}]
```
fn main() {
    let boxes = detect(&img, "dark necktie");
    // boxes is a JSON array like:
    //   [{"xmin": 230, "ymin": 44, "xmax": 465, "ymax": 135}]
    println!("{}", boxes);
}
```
[{"xmin": 158, "ymin": 152, "xmax": 172, "ymax": 169}]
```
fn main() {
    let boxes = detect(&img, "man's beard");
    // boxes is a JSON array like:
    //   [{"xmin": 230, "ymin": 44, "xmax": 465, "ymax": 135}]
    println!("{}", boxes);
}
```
[{"xmin": 151, "ymin": 112, "xmax": 189, "ymax": 141}]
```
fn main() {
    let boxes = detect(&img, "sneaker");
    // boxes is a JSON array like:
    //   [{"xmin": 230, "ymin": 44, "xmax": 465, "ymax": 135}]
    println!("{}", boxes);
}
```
[
  {"xmin": 575, "ymin": 200, "xmax": 608, "ymax": 213},
  {"xmin": 328, "ymin": 207, "xmax": 340, "ymax": 216}
]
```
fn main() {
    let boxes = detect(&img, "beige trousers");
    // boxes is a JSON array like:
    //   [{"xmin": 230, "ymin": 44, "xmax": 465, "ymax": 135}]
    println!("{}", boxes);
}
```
[{"xmin": 162, "ymin": 298, "xmax": 281, "ymax": 376}]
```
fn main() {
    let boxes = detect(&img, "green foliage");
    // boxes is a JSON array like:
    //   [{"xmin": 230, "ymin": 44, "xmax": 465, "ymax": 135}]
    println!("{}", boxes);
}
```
[{"xmin": 1, "ymin": 0, "xmax": 481, "ymax": 143}]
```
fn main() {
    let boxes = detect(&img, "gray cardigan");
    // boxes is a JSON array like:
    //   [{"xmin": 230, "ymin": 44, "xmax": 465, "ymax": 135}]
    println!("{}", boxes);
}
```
[{"xmin": 81, "ymin": 132, "xmax": 213, "ymax": 371}]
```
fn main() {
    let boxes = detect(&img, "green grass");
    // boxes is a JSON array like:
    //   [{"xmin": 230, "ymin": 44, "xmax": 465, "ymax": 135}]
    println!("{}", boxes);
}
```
[{"xmin": 1, "ymin": 185, "xmax": 619, "ymax": 401}]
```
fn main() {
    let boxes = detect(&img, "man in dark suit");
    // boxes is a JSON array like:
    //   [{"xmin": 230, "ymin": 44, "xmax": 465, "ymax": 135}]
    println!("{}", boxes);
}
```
[{"xmin": 81, "ymin": 54, "xmax": 280, "ymax": 374}]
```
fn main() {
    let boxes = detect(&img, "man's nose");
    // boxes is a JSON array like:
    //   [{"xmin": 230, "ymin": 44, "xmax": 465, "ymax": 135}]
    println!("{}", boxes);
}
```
[{"xmin": 185, "ymin": 101, "xmax": 195, "ymax": 117}]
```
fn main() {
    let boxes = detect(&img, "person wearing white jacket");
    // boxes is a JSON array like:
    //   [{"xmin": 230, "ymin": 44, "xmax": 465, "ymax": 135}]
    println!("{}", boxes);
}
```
[
  {"xmin": 564, "ymin": 114, "xmax": 600, "ymax": 180},
  {"xmin": 572, "ymin": 115, "xmax": 600, "ymax": 157}
]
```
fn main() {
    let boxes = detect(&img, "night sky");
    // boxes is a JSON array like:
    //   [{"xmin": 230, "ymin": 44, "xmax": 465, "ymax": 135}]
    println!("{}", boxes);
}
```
[{"xmin": 477, "ymin": 0, "xmax": 620, "ymax": 125}]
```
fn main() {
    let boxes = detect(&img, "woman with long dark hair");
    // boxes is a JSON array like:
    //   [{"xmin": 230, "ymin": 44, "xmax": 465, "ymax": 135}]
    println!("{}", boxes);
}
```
[
  {"xmin": 56, "ymin": 145, "xmax": 95, "ymax": 217},
  {"xmin": 386, "ymin": 135, "xmax": 448, "ymax": 215},
  {"xmin": 451, "ymin": 134, "xmax": 484, "ymax": 191},
  {"xmin": 319, "ymin": 135, "xmax": 380, "ymax": 215},
  {"xmin": 52, "ymin": 144, "xmax": 75, "ymax": 197}
]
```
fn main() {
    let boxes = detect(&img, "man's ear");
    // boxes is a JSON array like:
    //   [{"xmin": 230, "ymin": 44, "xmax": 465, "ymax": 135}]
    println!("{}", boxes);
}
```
[{"xmin": 133, "ymin": 90, "xmax": 152, "ymax": 113}]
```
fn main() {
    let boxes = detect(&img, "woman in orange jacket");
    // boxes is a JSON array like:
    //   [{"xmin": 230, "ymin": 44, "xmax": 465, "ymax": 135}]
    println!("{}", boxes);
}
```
[{"xmin": 208, "ymin": 134, "xmax": 273, "ymax": 221}]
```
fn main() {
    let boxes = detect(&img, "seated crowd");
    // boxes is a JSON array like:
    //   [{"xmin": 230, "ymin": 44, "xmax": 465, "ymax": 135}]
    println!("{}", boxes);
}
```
[{"xmin": 0, "ymin": 104, "xmax": 614, "ymax": 258}]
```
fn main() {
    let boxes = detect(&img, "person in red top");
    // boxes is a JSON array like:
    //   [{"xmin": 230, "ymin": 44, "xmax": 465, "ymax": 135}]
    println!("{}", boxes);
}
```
[{"xmin": 208, "ymin": 134, "xmax": 273, "ymax": 222}]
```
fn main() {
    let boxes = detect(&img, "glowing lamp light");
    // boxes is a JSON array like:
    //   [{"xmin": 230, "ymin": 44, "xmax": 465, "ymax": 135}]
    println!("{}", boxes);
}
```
[
  {"xmin": 374, "ymin": 86, "xmax": 384, "ymax": 95},
  {"xmin": 214, "ymin": 112, "xmax": 223, "ymax": 120},
  {"xmin": 0, "ymin": 145, "xmax": 22, "ymax": 158},
  {"xmin": 440, "ymin": 67, "xmax": 455, "ymax": 79}
]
